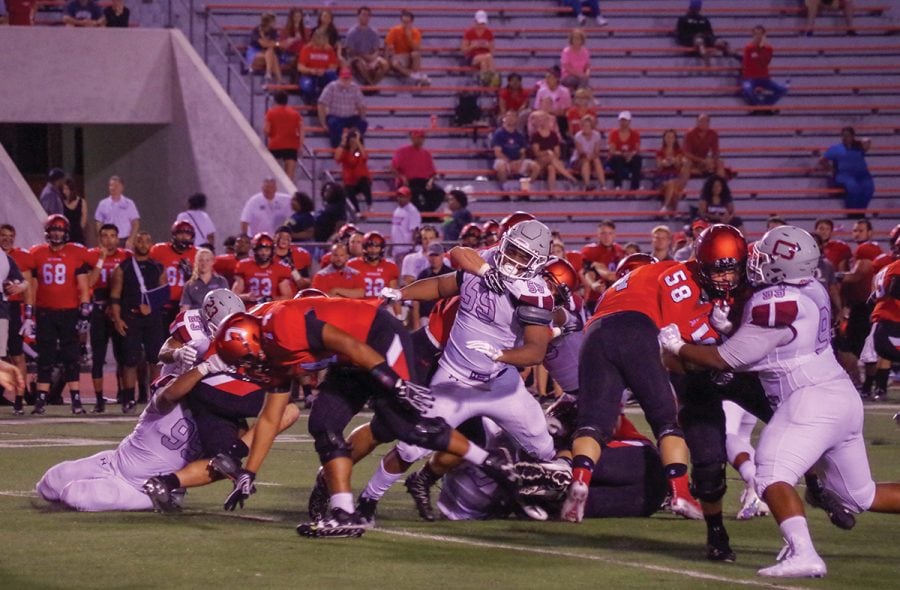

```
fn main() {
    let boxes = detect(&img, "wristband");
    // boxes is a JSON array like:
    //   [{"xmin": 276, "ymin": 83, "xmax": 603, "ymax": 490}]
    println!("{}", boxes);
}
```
[
  {"xmin": 370, "ymin": 361, "xmax": 401, "ymax": 391},
  {"xmin": 95, "ymin": 258, "xmax": 104, "ymax": 269},
  {"xmin": 477, "ymin": 263, "xmax": 491, "ymax": 277},
  {"xmin": 24, "ymin": 304, "xmax": 34, "ymax": 320},
  {"xmin": 195, "ymin": 362, "xmax": 210, "ymax": 377}
]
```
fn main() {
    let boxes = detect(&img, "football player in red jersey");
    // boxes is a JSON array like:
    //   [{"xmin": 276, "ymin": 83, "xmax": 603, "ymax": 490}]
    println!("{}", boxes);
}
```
[
  {"xmin": 348, "ymin": 232, "xmax": 400, "ymax": 301},
  {"xmin": 232, "ymin": 233, "xmax": 293, "ymax": 305},
  {"xmin": 481, "ymin": 220, "xmax": 501, "ymax": 247},
  {"xmin": 214, "ymin": 233, "xmax": 251, "ymax": 284},
  {"xmin": 458, "ymin": 223, "xmax": 482, "ymax": 248},
  {"xmin": 84, "ymin": 224, "xmax": 130, "ymax": 413},
  {"xmin": 813, "ymin": 218, "xmax": 852, "ymax": 272},
  {"xmin": 273, "ymin": 225, "xmax": 312, "ymax": 291},
  {"xmin": 149, "ymin": 221, "xmax": 198, "ymax": 329},
  {"xmin": 865, "ymin": 230, "xmax": 900, "ymax": 399},
  {"xmin": 27, "ymin": 215, "xmax": 92, "ymax": 415},
  {"xmin": 0, "ymin": 224, "xmax": 33, "ymax": 415}
]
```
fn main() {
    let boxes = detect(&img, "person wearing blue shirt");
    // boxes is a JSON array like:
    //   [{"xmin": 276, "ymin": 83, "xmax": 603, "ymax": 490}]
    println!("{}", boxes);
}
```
[
  {"xmin": 62, "ymin": 0, "xmax": 104, "ymax": 26},
  {"xmin": 492, "ymin": 111, "xmax": 536, "ymax": 188},
  {"xmin": 820, "ymin": 127, "xmax": 875, "ymax": 212}
]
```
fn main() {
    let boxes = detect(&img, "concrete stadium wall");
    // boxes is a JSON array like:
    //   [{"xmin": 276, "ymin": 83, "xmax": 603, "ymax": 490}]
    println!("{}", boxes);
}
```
[
  {"xmin": 0, "ymin": 27, "xmax": 294, "ymax": 245},
  {"xmin": 0, "ymin": 142, "xmax": 46, "ymax": 246}
]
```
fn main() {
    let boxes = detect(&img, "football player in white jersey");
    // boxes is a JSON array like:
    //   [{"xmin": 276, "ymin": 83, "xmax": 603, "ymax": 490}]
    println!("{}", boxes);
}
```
[
  {"xmin": 358, "ymin": 220, "xmax": 559, "ymax": 523},
  {"xmin": 660, "ymin": 226, "xmax": 900, "ymax": 578}
]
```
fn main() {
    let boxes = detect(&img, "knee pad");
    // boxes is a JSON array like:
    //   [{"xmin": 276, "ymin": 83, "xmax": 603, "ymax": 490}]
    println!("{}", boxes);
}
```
[
  {"xmin": 312, "ymin": 430, "xmax": 351, "ymax": 464},
  {"xmin": 226, "ymin": 440, "xmax": 250, "ymax": 462},
  {"xmin": 399, "ymin": 416, "xmax": 452, "ymax": 452},
  {"xmin": 574, "ymin": 425, "xmax": 608, "ymax": 446},
  {"xmin": 690, "ymin": 462, "xmax": 727, "ymax": 503}
]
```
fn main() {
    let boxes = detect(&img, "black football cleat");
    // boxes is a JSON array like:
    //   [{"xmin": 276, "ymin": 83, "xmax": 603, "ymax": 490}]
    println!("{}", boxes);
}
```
[
  {"xmin": 308, "ymin": 469, "xmax": 329, "ymax": 521},
  {"xmin": 91, "ymin": 399, "xmax": 106, "ymax": 414},
  {"xmin": 122, "ymin": 400, "xmax": 137, "ymax": 414},
  {"xmin": 706, "ymin": 526, "xmax": 737, "ymax": 562},
  {"xmin": 296, "ymin": 508, "xmax": 365, "ymax": 539},
  {"xmin": 805, "ymin": 487, "xmax": 855, "ymax": 530},
  {"xmin": 143, "ymin": 477, "xmax": 181, "ymax": 513},
  {"xmin": 71, "ymin": 402, "xmax": 86, "ymax": 415},
  {"xmin": 31, "ymin": 402, "xmax": 46, "ymax": 415},
  {"xmin": 404, "ymin": 469, "xmax": 437, "ymax": 522},
  {"xmin": 356, "ymin": 497, "xmax": 378, "ymax": 529},
  {"xmin": 481, "ymin": 448, "xmax": 520, "ymax": 490}
]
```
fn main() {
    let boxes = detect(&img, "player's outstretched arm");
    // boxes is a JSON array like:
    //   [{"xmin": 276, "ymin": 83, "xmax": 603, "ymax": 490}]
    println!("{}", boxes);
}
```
[
  {"xmin": 386, "ymin": 272, "xmax": 459, "ymax": 302},
  {"xmin": 243, "ymin": 391, "xmax": 292, "ymax": 474}
]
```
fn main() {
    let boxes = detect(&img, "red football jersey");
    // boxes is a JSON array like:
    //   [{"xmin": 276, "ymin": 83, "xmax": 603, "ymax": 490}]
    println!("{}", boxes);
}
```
[
  {"xmin": 214, "ymin": 254, "xmax": 244, "ymax": 284},
  {"xmin": 149, "ymin": 243, "xmax": 197, "ymax": 303},
  {"xmin": 311, "ymin": 265, "xmax": 366, "ymax": 296},
  {"xmin": 425, "ymin": 296, "xmax": 460, "ymax": 349},
  {"xmin": 85, "ymin": 247, "xmax": 129, "ymax": 302},
  {"xmin": 842, "ymin": 241, "xmax": 884, "ymax": 306},
  {"xmin": 873, "ymin": 253, "xmax": 894, "ymax": 276},
  {"xmin": 29, "ymin": 243, "xmax": 90, "ymax": 309},
  {"xmin": 822, "ymin": 239, "xmax": 852, "ymax": 271},
  {"xmin": 871, "ymin": 259, "xmax": 900, "ymax": 323},
  {"xmin": 580, "ymin": 241, "xmax": 626, "ymax": 302},
  {"xmin": 348, "ymin": 257, "xmax": 400, "ymax": 299},
  {"xmin": 6, "ymin": 248, "xmax": 34, "ymax": 303},
  {"xmin": 276, "ymin": 246, "xmax": 312, "ymax": 274},
  {"xmin": 234, "ymin": 259, "xmax": 292, "ymax": 301}
]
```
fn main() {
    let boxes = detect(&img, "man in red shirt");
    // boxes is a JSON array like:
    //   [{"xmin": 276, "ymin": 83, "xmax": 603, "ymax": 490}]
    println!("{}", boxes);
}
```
[
  {"xmin": 0, "ymin": 223, "xmax": 33, "ymax": 413},
  {"xmin": 264, "ymin": 91, "xmax": 302, "ymax": 179},
  {"xmin": 4, "ymin": 0, "xmax": 36, "ymax": 25},
  {"xmin": 312, "ymin": 243, "xmax": 366, "ymax": 298},
  {"xmin": 391, "ymin": 130, "xmax": 444, "ymax": 211},
  {"xmin": 579, "ymin": 220, "xmax": 626, "ymax": 312},
  {"xmin": 741, "ymin": 25, "xmax": 788, "ymax": 110},
  {"xmin": 214, "ymin": 234, "xmax": 251, "ymax": 284},
  {"xmin": 232, "ymin": 233, "xmax": 293, "ymax": 305},
  {"xmin": 348, "ymin": 231, "xmax": 400, "ymax": 300},
  {"xmin": 813, "ymin": 218, "xmax": 852, "ymax": 271},
  {"xmin": 680, "ymin": 113, "xmax": 727, "ymax": 183},
  {"xmin": 27, "ymin": 215, "xmax": 92, "ymax": 415},
  {"xmin": 150, "ymin": 221, "xmax": 198, "ymax": 330},
  {"xmin": 298, "ymin": 30, "xmax": 339, "ymax": 103}
]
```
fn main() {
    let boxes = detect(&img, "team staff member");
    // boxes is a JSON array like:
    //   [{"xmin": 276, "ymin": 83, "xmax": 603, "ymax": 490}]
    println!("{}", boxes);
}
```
[
  {"xmin": 150, "ymin": 221, "xmax": 198, "ymax": 331},
  {"xmin": 27, "ymin": 215, "xmax": 92, "ymax": 415},
  {"xmin": 312, "ymin": 243, "xmax": 365, "ymax": 298},
  {"xmin": 110, "ymin": 231, "xmax": 167, "ymax": 413},
  {"xmin": 0, "ymin": 224, "xmax": 33, "ymax": 414},
  {"xmin": 85, "ymin": 223, "xmax": 129, "ymax": 413}
]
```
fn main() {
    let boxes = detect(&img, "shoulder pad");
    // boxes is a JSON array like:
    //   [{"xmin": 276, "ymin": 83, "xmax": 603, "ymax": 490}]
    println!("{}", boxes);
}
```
[
  {"xmin": 509, "ymin": 279, "xmax": 555, "ymax": 311},
  {"xmin": 515, "ymin": 305, "xmax": 554, "ymax": 326},
  {"xmin": 749, "ymin": 286, "xmax": 799, "ymax": 328}
]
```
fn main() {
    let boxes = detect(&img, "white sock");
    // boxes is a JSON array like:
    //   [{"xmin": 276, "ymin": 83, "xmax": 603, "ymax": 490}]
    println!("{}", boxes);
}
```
[
  {"xmin": 779, "ymin": 515, "xmax": 817, "ymax": 555},
  {"xmin": 738, "ymin": 461, "xmax": 756, "ymax": 487},
  {"xmin": 463, "ymin": 444, "xmax": 489, "ymax": 465},
  {"xmin": 360, "ymin": 459, "xmax": 404, "ymax": 502},
  {"xmin": 329, "ymin": 492, "xmax": 354, "ymax": 514}
]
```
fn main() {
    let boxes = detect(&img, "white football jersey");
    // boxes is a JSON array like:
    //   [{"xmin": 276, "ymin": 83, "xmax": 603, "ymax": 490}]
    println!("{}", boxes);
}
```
[
  {"xmin": 160, "ymin": 309, "xmax": 212, "ymax": 376},
  {"xmin": 544, "ymin": 330, "xmax": 583, "ymax": 393},
  {"xmin": 439, "ymin": 250, "xmax": 554, "ymax": 385},
  {"xmin": 719, "ymin": 280, "xmax": 847, "ymax": 404}
]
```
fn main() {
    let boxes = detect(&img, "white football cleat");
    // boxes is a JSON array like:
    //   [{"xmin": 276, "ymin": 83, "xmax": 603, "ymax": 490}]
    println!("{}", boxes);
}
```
[
  {"xmin": 758, "ymin": 548, "xmax": 827, "ymax": 578},
  {"xmin": 561, "ymin": 480, "xmax": 588, "ymax": 522},
  {"xmin": 670, "ymin": 494, "xmax": 704, "ymax": 520}
]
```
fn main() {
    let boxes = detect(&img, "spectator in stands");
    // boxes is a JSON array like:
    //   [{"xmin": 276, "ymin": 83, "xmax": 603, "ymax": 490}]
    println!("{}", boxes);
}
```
[
  {"xmin": 462, "ymin": 10, "xmax": 497, "ymax": 87},
  {"xmin": 565, "ymin": 88, "xmax": 598, "ymax": 138},
  {"xmin": 492, "ymin": 111, "xmax": 535, "ymax": 188},
  {"xmin": 572, "ymin": 114, "xmax": 606, "ymax": 191},
  {"xmin": 814, "ymin": 217, "xmax": 852, "ymax": 271},
  {"xmin": 391, "ymin": 130, "xmax": 444, "ymax": 212},
  {"xmin": 312, "ymin": 243, "xmax": 365, "ymax": 298},
  {"xmin": 608, "ymin": 111, "xmax": 642, "ymax": 192},
  {"xmin": 179, "ymin": 248, "xmax": 228, "ymax": 311},
  {"xmin": 534, "ymin": 66, "xmax": 572, "ymax": 137},
  {"xmin": 805, "ymin": 0, "xmax": 856, "ymax": 36},
  {"xmin": 318, "ymin": 67, "xmax": 368, "ymax": 149},
  {"xmin": 741, "ymin": 25, "xmax": 788, "ymax": 111},
  {"xmin": 530, "ymin": 110, "xmax": 578, "ymax": 198},
  {"xmin": 313, "ymin": 182, "xmax": 347, "ymax": 243},
  {"xmin": 346, "ymin": 6, "xmax": 389, "ymax": 86},
  {"xmin": 819, "ymin": 126, "xmax": 875, "ymax": 213},
  {"xmin": 176, "ymin": 193, "xmax": 216, "ymax": 249},
  {"xmin": 62, "ymin": 0, "xmax": 104, "ymax": 26},
  {"xmin": 279, "ymin": 8, "xmax": 308, "ymax": 71},
  {"xmin": 391, "ymin": 186, "xmax": 421, "ymax": 260},
  {"xmin": 335, "ymin": 128, "xmax": 372, "ymax": 217},
  {"xmin": 61, "ymin": 178, "xmax": 87, "ymax": 245},
  {"xmin": 499, "ymin": 73, "xmax": 530, "ymax": 131},
  {"xmin": 40, "ymin": 168, "xmax": 66, "ymax": 216},
  {"xmin": 766, "ymin": 216, "xmax": 787, "ymax": 230},
  {"xmin": 94, "ymin": 175, "xmax": 139, "ymax": 249},
  {"xmin": 103, "ymin": 0, "xmax": 128, "ymax": 27},
  {"xmin": 247, "ymin": 12, "xmax": 283, "ymax": 84},
  {"xmin": 680, "ymin": 113, "xmax": 727, "ymax": 184},
  {"xmin": 284, "ymin": 192, "xmax": 315, "ymax": 241},
  {"xmin": 562, "ymin": 0, "xmax": 607, "ymax": 27},
  {"xmin": 385, "ymin": 10, "xmax": 429, "ymax": 86},
  {"xmin": 697, "ymin": 174, "xmax": 736, "ymax": 224},
  {"xmin": 411, "ymin": 242, "xmax": 453, "ymax": 328},
  {"xmin": 4, "ymin": 0, "xmax": 35, "ymax": 25},
  {"xmin": 314, "ymin": 8, "xmax": 342, "ymax": 58},
  {"xmin": 400, "ymin": 224, "xmax": 439, "ymax": 286},
  {"xmin": 528, "ymin": 97, "xmax": 561, "ymax": 141},
  {"xmin": 239, "ymin": 178, "xmax": 292, "ymax": 237},
  {"xmin": 673, "ymin": 218, "xmax": 710, "ymax": 262},
  {"xmin": 650, "ymin": 225, "xmax": 674, "ymax": 261},
  {"xmin": 675, "ymin": 0, "xmax": 733, "ymax": 66},
  {"xmin": 656, "ymin": 129, "xmax": 685, "ymax": 217},
  {"xmin": 560, "ymin": 28, "xmax": 591, "ymax": 90},
  {"xmin": 298, "ymin": 30, "xmax": 339, "ymax": 104},
  {"xmin": 441, "ymin": 189, "xmax": 473, "ymax": 242},
  {"xmin": 264, "ymin": 91, "xmax": 302, "ymax": 179}
]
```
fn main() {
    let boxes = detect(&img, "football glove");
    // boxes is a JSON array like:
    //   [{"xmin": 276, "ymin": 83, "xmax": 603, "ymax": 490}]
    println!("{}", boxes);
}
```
[
  {"xmin": 20, "ymin": 318, "xmax": 36, "ymax": 341},
  {"xmin": 466, "ymin": 340, "xmax": 503, "ymax": 362},
  {"xmin": 195, "ymin": 354, "xmax": 232, "ymax": 376},
  {"xmin": 481, "ymin": 268, "xmax": 507, "ymax": 295},
  {"xmin": 710, "ymin": 303, "xmax": 733, "ymax": 334},
  {"xmin": 173, "ymin": 344, "xmax": 198, "ymax": 369},
  {"xmin": 380, "ymin": 287, "xmax": 402, "ymax": 302},
  {"xmin": 394, "ymin": 380, "xmax": 435, "ymax": 413},
  {"xmin": 657, "ymin": 324, "xmax": 685, "ymax": 355},
  {"xmin": 223, "ymin": 469, "xmax": 257, "ymax": 511},
  {"xmin": 178, "ymin": 258, "xmax": 193, "ymax": 280},
  {"xmin": 76, "ymin": 302, "xmax": 92, "ymax": 334}
]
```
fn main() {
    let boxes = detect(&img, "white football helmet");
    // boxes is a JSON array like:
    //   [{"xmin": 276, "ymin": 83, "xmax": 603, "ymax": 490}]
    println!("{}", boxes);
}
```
[
  {"xmin": 495, "ymin": 219, "xmax": 551, "ymax": 280},
  {"xmin": 748, "ymin": 225, "xmax": 820, "ymax": 286},
  {"xmin": 201, "ymin": 289, "xmax": 246, "ymax": 335}
]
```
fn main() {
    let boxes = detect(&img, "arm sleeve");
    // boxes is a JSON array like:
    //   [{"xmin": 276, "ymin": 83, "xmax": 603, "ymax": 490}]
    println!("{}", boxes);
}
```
[{"xmin": 718, "ymin": 322, "xmax": 794, "ymax": 369}]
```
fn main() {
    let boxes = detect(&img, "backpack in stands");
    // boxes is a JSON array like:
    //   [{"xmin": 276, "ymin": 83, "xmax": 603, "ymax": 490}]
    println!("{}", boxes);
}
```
[{"xmin": 453, "ymin": 93, "xmax": 483, "ymax": 126}]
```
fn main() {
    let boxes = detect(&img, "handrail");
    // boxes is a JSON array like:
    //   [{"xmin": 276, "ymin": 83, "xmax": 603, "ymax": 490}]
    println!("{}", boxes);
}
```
[{"xmin": 198, "ymin": 9, "xmax": 256, "ymax": 128}]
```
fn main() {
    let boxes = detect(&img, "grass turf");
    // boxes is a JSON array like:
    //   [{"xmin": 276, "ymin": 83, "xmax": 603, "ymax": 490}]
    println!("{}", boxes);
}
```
[{"xmin": 1, "ymin": 404, "xmax": 898, "ymax": 589}]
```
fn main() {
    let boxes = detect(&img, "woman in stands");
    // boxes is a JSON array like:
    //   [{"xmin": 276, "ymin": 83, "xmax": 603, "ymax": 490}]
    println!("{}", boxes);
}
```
[
  {"xmin": 565, "ymin": 88, "xmax": 598, "ymax": 138},
  {"xmin": 656, "ymin": 129, "xmax": 685, "ymax": 217},
  {"xmin": 697, "ymin": 174, "xmax": 737, "ymax": 225},
  {"xmin": 530, "ymin": 110, "xmax": 578, "ymax": 198},
  {"xmin": 62, "ymin": 178, "xmax": 87, "ymax": 246},
  {"xmin": 334, "ymin": 127, "xmax": 372, "ymax": 218},
  {"xmin": 314, "ymin": 9, "xmax": 342, "ymax": 61},
  {"xmin": 560, "ymin": 28, "xmax": 591, "ymax": 90},
  {"xmin": 248, "ymin": 12, "xmax": 283, "ymax": 84},
  {"xmin": 279, "ymin": 8, "xmax": 309, "ymax": 73}
]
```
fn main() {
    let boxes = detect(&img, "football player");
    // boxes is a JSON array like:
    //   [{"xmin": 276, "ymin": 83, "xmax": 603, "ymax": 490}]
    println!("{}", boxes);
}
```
[
  {"xmin": 660, "ymin": 225, "xmax": 900, "ymax": 578},
  {"xmin": 348, "ymin": 231, "xmax": 401, "ymax": 300},
  {"xmin": 0, "ymin": 224, "xmax": 32, "ymax": 414},
  {"xmin": 149, "ymin": 221, "xmax": 198, "ymax": 329},
  {"xmin": 27, "ymin": 215, "xmax": 92, "ymax": 415},
  {"xmin": 273, "ymin": 225, "xmax": 312, "ymax": 291},
  {"xmin": 458, "ymin": 223, "xmax": 483, "ymax": 248},
  {"xmin": 232, "ymin": 233, "xmax": 293, "ymax": 305},
  {"xmin": 481, "ymin": 220, "xmax": 501, "ymax": 247},
  {"xmin": 859, "ymin": 227, "xmax": 900, "ymax": 400},
  {"xmin": 213, "ymin": 233, "xmax": 251, "ymax": 284}
]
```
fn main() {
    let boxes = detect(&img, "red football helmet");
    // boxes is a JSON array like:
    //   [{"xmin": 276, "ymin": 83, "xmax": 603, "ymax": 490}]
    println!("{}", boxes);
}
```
[
  {"xmin": 294, "ymin": 288, "xmax": 327, "ymax": 299},
  {"xmin": 615, "ymin": 253, "xmax": 658, "ymax": 280},
  {"xmin": 171, "ymin": 220, "xmax": 195, "ymax": 251},
  {"xmin": 482, "ymin": 220, "xmax": 501, "ymax": 246},
  {"xmin": 459, "ymin": 223, "xmax": 483, "ymax": 246},
  {"xmin": 499, "ymin": 211, "xmax": 536, "ymax": 235},
  {"xmin": 45, "ymin": 214, "xmax": 70, "ymax": 245},
  {"xmin": 693, "ymin": 224, "xmax": 748, "ymax": 296},
  {"xmin": 363, "ymin": 231, "xmax": 386, "ymax": 262},
  {"xmin": 251, "ymin": 232, "xmax": 275, "ymax": 264},
  {"xmin": 337, "ymin": 223, "xmax": 359, "ymax": 243},
  {"xmin": 889, "ymin": 224, "xmax": 900, "ymax": 256},
  {"xmin": 214, "ymin": 312, "xmax": 266, "ymax": 370},
  {"xmin": 543, "ymin": 257, "xmax": 578, "ymax": 305}
]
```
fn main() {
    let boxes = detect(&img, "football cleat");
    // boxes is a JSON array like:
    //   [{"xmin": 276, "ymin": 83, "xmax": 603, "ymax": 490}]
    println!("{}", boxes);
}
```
[
  {"xmin": 308, "ymin": 469, "xmax": 329, "ymax": 521},
  {"xmin": 514, "ymin": 459, "xmax": 572, "ymax": 491},
  {"xmin": 71, "ymin": 402, "xmax": 85, "ymax": 415},
  {"xmin": 91, "ymin": 399, "xmax": 106, "ymax": 414},
  {"xmin": 356, "ymin": 497, "xmax": 378, "ymax": 529},
  {"xmin": 404, "ymin": 469, "xmax": 437, "ymax": 522},
  {"xmin": 480, "ymin": 448, "xmax": 520, "ymax": 490},
  {"xmin": 561, "ymin": 480, "xmax": 589, "ymax": 523},
  {"xmin": 143, "ymin": 477, "xmax": 181, "ymax": 513},
  {"xmin": 670, "ymin": 494, "xmax": 704, "ymax": 520},
  {"xmin": 13, "ymin": 399, "xmax": 24, "ymax": 416},
  {"xmin": 706, "ymin": 526, "xmax": 736, "ymax": 562},
  {"xmin": 758, "ymin": 545, "xmax": 826, "ymax": 578},
  {"xmin": 122, "ymin": 400, "xmax": 137, "ymax": 414},
  {"xmin": 296, "ymin": 508, "xmax": 366, "ymax": 539},
  {"xmin": 737, "ymin": 486, "xmax": 765, "ymax": 520},
  {"xmin": 31, "ymin": 402, "xmax": 46, "ymax": 415},
  {"xmin": 804, "ymin": 486, "xmax": 855, "ymax": 530}
]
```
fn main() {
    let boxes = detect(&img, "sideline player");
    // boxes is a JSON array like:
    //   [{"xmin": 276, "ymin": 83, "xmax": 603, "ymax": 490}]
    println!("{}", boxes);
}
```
[
  {"xmin": 232, "ymin": 233, "xmax": 293, "ymax": 304},
  {"xmin": 660, "ymin": 225, "xmax": 900, "ymax": 578},
  {"xmin": 149, "ymin": 221, "xmax": 198, "ymax": 329}
]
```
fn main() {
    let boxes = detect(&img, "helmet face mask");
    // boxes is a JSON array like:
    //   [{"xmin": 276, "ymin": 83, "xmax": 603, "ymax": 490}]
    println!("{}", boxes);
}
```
[
  {"xmin": 495, "ymin": 219, "xmax": 551, "ymax": 280},
  {"xmin": 363, "ymin": 232, "xmax": 385, "ymax": 263},
  {"xmin": 252, "ymin": 233, "xmax": 274, "ymax": 265},
  {"xmin": 201, "ymin": 289, "xmax": 246, "ymax": 336},
  {"xmin": 542, "ymin": 257, "xmax": 577, "ymax": 307},
  {"xmin": 747, "ymin": 226, "xmax": 820, "ymax": 286},
  {"xmin": 459, "ymin": 224, "xmax": 482, "ymax": 248},
  {"xmin": 171, "ymin": 221, "xmax": 195, "ymax": 252},
  {"xmin": 694, "ymin": 224, "xmax": 748, "ymax": 298},
  {"xmin": 45, "ymin": 215, "xmax": 70, "ymax": 246}
]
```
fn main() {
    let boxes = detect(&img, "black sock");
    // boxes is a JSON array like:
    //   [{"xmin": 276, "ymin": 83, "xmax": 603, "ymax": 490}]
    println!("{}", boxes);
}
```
[
  {"xmin": 36, "ymin": 391, "xmax": 47, "ymax": 404},
  {"xmin": 161, "ymin": 473, "xmax": 181, "ymax": 490},
  {"xmin": 122, "ymin": 387, "xmax": 135, "ymax": 403},
  {"xmin": 420, "ymin": 463, "xmax": 441, "ymax": 486},
  {"xmin": 665, "ymin": 463, "xmax": 688, "ymax": 479},
  {"xmin": 862, "ymin": 374, "xmax": 874, "ymax": 394},
  {"xmin": 805, "ymin": 473, "xmax": 824, "ymax": 495},
  {"xmin": 95, "ymin": 392, "xmax": 105, "ymax": 404},
  {"xmin": 71, "ymin": 390, "xmax": 81, "ymax": 405},
  {"xmin": 704, "ymin": 511, "xmax": 724, "ymax": 530},
  {"xmin": 875, "ymin": 368, "xmax": 890, "ymax": 391}
]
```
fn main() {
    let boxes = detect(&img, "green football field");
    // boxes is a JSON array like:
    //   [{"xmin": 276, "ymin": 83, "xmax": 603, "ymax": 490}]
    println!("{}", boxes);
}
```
[{"xmin": 1, "ymin": 404, "xmax": 898, "ymax": 590}]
